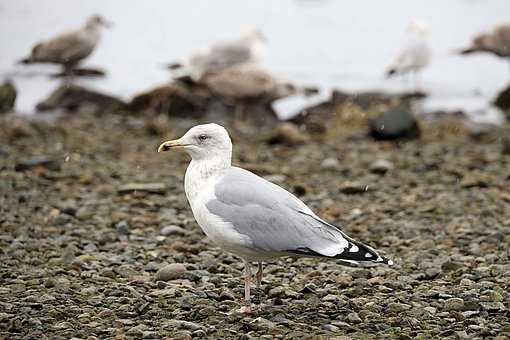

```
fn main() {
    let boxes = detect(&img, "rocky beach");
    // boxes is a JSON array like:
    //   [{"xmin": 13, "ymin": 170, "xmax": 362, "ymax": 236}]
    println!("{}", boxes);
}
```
[{"xmin": 1, "ymin": 97, "xmax": 509, "ymax": 338}]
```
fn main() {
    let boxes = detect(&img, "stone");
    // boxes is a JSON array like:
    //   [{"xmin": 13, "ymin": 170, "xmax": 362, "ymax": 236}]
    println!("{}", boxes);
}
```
[
  {"xmin": 321, "ymin": 157, "xmax": 340, "ymax": 170},
  {"xmin": 480, "ymin": 302, "xmax": 506, "ymax": 311},
  {"xmin": 117, "ymin": 182, "xmax": 167, "ymax": 195},
  {"xmin": 323, "ymin": 324, "xmax": 339, "ymax": 332},
  {"xmin": 444, "ymin": 298, "xmax": 465, "ymax": 311},
  {"xmin": 370, "ymin": 159, "xmax": 394, "ymax": 174},
  {"xmin": 115, "ymin": 220, "xmax": 130, "ymax": 235},
  {"xmin": 387, "ymin": 302, "xmax": 412, "ymax": 313},
  {"xmin": 267, "ymin": 122, "xmax": 308, "ymax": 146},
  {"xmin": 370, "ymin": 107, "xmax": 420, "ymax": 140},
  {"xmin": 346, "ymin": 312, "xmax": 362, "ymax": 324},
  {"xmin": 0, "ymin": 81, "xmax": 16, "ymax": 114},
  {"xmin": 36, "ymin": 84, "xmax": 125, "ymax": 113},
  {"xmin": 424, "ymin": 306, "xmax": 437, "ymax": 314},
  {"xmin": 127, "ymin": 81, "xmax": 209, "ymax": 116},
  {"xmin": 52, "ymin": 213, "xmax": 73, "ymax": 226},
  {"xmin": 454, "ymin": 330, "xmax": 470, "ymax": 340},
  {"xmin": 155, "ymin": 263, "xmax": 187, "ymax": 281},
  {"xmin": 340, "ymin": 181, "xmax": 371, "ymax": 194},
  {"xmin": 164, "ymin": 320, "xmax": 204, "ymax": 331},
  {"xmin": 219, "ymin": 289, "xmax": 235, "ymax": 301},
  {"xmin": 494, "ymin": 83, "xmax": 510, "ymax": 112},
  {"xmin": 160, "ymin": 225, "xmax": 186, "ymax": 236},
  {"xmin": 15, "ymin": 157, "xmax": 60, "ymax": 172},
  {"xmin": 251, "ymin": 317, "xmax": 277, "ymax": 331}
]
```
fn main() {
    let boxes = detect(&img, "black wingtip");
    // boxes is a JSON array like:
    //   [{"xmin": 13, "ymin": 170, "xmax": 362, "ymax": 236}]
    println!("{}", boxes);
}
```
[
  {"xmin": 287, "ymin": 244, "xmax": 393, "ymax": 266},
  {"xmin": 18, "ymin": 58, "xmax": 32, "ymax": 65},
  {"xmin": 386, "ymin": 68, "xmax": 397, "ymax": 77}
]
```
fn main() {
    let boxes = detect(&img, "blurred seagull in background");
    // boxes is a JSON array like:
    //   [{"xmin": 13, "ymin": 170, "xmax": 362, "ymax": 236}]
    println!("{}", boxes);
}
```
[
  {"xmin": 386, "ymin": 19, "xmax": 431, "ymax": 92},
  {"xmin": 459, "ymin": 23, "xmax": 510, "ymax": 65},
  {"xmin": 20, "ymin": 15, "xmax": 111, "ymax": 79},
  {"xmin": 200, "ymin": 67, "xmax": 296, "ymax": 123},
  {"xmin": 168, "ymin": 27, "xmax": 266, "ymax": 80},
  {"xmin": 158, "ymin": 124, "xmax": 392, "ymax": 313}
]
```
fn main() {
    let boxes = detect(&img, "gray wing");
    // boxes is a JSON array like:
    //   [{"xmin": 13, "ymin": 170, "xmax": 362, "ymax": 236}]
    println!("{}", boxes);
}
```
[
  {"xmin": 206, "ymin": 42, "xmax": 252, "ymax": 69},
  {"xmin": 188, "ymin": 39, "xmax": 252, "ymax": 72},
  {"xmin": 206, "ymin": 167, "xmax": 389, "ymax": 264}
]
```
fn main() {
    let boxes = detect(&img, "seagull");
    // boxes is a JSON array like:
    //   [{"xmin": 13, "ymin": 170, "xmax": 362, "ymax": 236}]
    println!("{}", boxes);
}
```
[
  {"xmin": 158, "ymin": 123, "xmax": 392, "ymax": 313},
  {"xmin": 169, "ymin": 27, "xmax": 266, "ymax": 80},
  {"xmin": 20, "ymin": 15, "xmax": 111, "ymax": 78},
  {"xmin": 459, "ymin": 24, "xmax": 510, "ymax": 63},
  {"xmin": 200, "ymin": 67, "xmax": 295, "ymax": 122},
  {"xmin": 386, "ymin": 20, "xmax": 431, "ymax": 92}
]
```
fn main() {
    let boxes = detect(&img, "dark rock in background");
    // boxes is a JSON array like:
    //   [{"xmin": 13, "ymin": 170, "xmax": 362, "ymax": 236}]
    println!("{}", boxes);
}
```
[
  {"xmin": 51, "ymin": 67, "xmax": 106, "ymax": 78},
  {"xmin": 494, "ymin": 83, "xmax": 510, "ymax": 114},
  {"xmin": 266, "ymin": 122, "xmax": 308, "ymax": 146},
  {"xmin": 36, "ymin": 85, "xmax": 125, "ymax": 113},
  {"xmin": 370, "ymin": 107, "xmax": 421, "ymax": 140},
  {"xmin": 127, "ymin": 81, "xmax": 210, "ymax": 117},
  {"xmin": 0, "ymin": 81, "xmax": 16, "ymax": 114},
  {"xmin": 15, "ymin": 156, "xmax": 60, "ymax": 172}
]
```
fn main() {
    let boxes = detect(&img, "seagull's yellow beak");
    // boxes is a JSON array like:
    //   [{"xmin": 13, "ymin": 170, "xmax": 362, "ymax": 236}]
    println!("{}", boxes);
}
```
[{"xmin": 157, "ymin": 139, "xmax": 185, "ymax": 152}]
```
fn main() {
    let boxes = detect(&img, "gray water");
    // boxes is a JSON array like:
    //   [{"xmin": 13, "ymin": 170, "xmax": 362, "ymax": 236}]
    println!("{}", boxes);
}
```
[{"xmin": 1, "ymin": 0, "xmax": 509, "ymax": 122}]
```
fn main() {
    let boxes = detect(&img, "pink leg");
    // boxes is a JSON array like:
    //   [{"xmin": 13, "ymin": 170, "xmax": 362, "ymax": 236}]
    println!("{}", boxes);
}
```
[
  {"xmin": 239, "ymin": 260, "xmax": 252, "ymax": 313},
  {"xmin": 255, "ymin": 262, "xmax": 263, "ymax": 288}
]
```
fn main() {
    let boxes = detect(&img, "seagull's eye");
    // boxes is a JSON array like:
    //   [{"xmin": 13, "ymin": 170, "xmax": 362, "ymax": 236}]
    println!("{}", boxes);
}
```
[{"xmin": 197, "ymin": 134, "xmax": 209, "ymax": 142}]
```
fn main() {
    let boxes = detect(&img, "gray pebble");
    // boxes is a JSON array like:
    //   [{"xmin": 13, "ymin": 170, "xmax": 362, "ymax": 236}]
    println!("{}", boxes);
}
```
[
  {"xmin": 160, "ymin": 225, "xmax": 186, "ymax": 236},
  {"xmin": 155, "ymin": 263, "xmax": 187, "ymax": 281}
]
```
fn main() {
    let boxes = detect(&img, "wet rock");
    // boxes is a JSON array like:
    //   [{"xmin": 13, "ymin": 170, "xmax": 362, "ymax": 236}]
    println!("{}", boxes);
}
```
[
  {"xmin": 480, "ymin": 302, "xmax": 506, "ymax": 312},
  {"xmin": 370, "ymin": 159, "xmax": 394, "ymax": 174},
  {"xmin": 346, "ymin": 312, "xmax": 362, "ymax": 324},
  {"xmin": 267, "ymin": 122, "xmax": 308, "ymax": 146},
  {"xmin": 460, "ymin": 174, "xmax": 489, "ymax": 188},
  {"xmin": 118, "ymin": 182, "xmax": 167, "ymax": 195},
  {"xmin": 251, "ymin": 317, "xmax": 277, "ymax": 331},
  {"xmin": 441, "ymin": 261, "xmax": 463, "ymax": 272},
  {"xmin": 36, "ymin": 85, "xmax": 125, "ymax": 113},
  {"xmin": 164, "ymin": 320, "xmax": 204, "ymax": 332},
  {"xmin": 127, "ymin": 81, "xmax": 209, "ymax": 116},
  {"xmin": 52, "ymin": 213, "xmax": 73, "ymax": 226},
  {"xmin": 423, "ymin": 306, "xmax": 437, "ymax": 314},
  {"xmin": 291, "ymin": 89, "xmax": 401, "ymax": 128},
  {"xmin": 160, "ymin": 225, "xmax": 186, "ymax": 236},
  {"xmin": 387, "ymin": 302, "xmax": 411, "ymax": 313},
  {"xmin": 155, "ymin": 263, "xmax": 187, "ymax": 281},
  {"xmin": 454, "ymin": 331, "xmax": 470, "ymax": 340},
  {"xmin": 268, "ymin": 286, "xmax": 299, "ymax": 299},
  {"xmin": 219, "ymin": 289, "xmax": 235, "ymax": 301},
  {"xmin": 370, "ymin": 107, "xmax": 420, "ymax": 140},
  {"xmin": 444, "ymin": 298, "xmax": 465, "ymax": 311},
  {"xmin": 0, "ymin": 81, "xmax": 16, "ymax": 114},
  {"xmin": 115, "ymin": 220, "xmax": 130, "ymax": 236},
  {"xmin": 494, "ymin": 83, "xmax": 510, "ymax": 112},
  {"xmin": 15, "ymin": 157, "xmax": 60, "ymax": 172}
]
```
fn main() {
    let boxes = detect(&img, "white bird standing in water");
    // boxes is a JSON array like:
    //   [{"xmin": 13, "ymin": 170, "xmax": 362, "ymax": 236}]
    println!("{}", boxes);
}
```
[
  {"xmin": 158, "ymin": 124, "xmax": 392, "ymax": 313},
  {"xmin": 386, "ymin": 20, "xmax": 431, "ymax": 92},
  {"xmin": 169, "ymin": 27, "xmax": 266, "ymax": 80},
  {"xmin": 20, "ymin": 15, "xmax": 111, "ymax": 77}
]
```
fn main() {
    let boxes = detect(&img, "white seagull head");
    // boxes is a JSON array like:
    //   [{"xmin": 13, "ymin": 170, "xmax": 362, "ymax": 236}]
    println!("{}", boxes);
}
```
[
  {"xmin": 408, "ymin": 19, "xmax": 428, "ymax": 36},
  {"xmin": 158, "ymin": 123, "xmax": 232, "ymax": 161},
  {"xmin": 85, "ymin": 15, "xmax": 112, "ymax": 30},
  {"xmin": 239, "ymin": 26, "xmax": 267, "ymax": 43}
]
